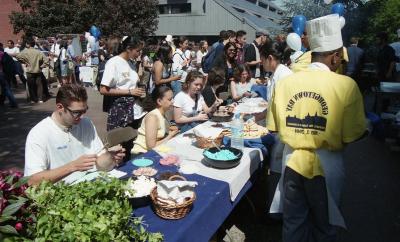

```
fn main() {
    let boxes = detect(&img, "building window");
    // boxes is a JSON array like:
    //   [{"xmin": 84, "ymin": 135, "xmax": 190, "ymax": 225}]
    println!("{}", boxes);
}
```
[
  {"xmin": 158, "ymin": 3, "xmax": 191, "ymax": 14},
  {"xmin": 233, "ymin": 7, "xmax": 245, "ymax": 13},
  {"xmin": 246, "ymin": 0, "xmax": 257, "ymax": 3},
  {"xmin": 259, "ymin": 2, "xmax": 268, "ymax": 9},
  {"xmin": 254, "ymin": 13, "xmax": 261, "ymax": 18},
  {"xmin": 270, "ymin": 7, "xmax": 276, "ymax": 12}
]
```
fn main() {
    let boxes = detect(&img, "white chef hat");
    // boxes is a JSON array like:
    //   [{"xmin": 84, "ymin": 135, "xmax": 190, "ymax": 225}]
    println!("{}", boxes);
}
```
[{"xmin": 306, "ymin": 14, "xmax": 343, "ymax": 52}]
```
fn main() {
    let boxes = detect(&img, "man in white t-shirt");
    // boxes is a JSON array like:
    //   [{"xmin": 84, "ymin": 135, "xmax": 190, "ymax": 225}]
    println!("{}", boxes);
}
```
[
  {"xmin": 24, "ymin": 85, "xmax": 125, "ymax": 185},
  {"xmin": 4, "ymin": 40, "xmax": 20, "ymax": 61}
]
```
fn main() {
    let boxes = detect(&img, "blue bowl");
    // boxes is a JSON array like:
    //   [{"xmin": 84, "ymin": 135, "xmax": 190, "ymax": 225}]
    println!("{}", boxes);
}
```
[{"xmin": 202, "ymin": 147, "xmax": 243, "ymax": 169}]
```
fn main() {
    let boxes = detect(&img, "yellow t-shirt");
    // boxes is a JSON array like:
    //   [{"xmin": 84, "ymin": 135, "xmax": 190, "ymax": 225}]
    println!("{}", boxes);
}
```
[
  {"xmin": 267, "ymin": 70, "xmax": 366, "ymax": 178},
  {"xmin": 290, "ymin": 48, "xmax": 349, "ymax": 74},
  {"xmin": 132, "ymin": 109, "xmax": 169, "ymax": 154},
  {"xmin": 290, "ymin": 51, "xmax": 312, "ymax": 73}
]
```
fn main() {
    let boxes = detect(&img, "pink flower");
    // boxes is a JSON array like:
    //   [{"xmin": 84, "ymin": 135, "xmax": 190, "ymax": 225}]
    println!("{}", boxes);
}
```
[{"xmin": 15, "ymin": 222, "xmax": 23, "ymax": 231}]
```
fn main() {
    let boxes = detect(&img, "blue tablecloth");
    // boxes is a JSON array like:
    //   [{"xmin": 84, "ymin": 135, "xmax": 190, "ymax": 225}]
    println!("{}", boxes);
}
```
[
  {"xmin": 118, "ymin": 150, "xmax": 260, "ymax": 242},
  {"xmin": 251, "ymin": 84, "xmax": 268, "ymax": 101}
]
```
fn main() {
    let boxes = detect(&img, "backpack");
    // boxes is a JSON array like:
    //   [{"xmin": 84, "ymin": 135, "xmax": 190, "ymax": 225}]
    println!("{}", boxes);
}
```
[{"xmin": 201, "ymin": 46, "xmax": 219, "ymax": 73}]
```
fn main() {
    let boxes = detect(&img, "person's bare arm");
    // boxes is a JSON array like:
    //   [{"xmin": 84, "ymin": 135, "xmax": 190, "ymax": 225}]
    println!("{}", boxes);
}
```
[
  {"xmin": 173, "ymin": 107, "xmax": 208, "ymax": 124},
  {"xmin": 99, "ymin": 85, "xmax": 145, "ymax": 97},
  {"xmin": 28, "ymin": 154, "xmax": 97, "ymax": 186},
  {"xmin": 153, "ymin": 62, "xmax": 180, "ymax": 85},
  {"xmin": 145, "ymin": 114, "xmax": 178, "ymax": 150}
]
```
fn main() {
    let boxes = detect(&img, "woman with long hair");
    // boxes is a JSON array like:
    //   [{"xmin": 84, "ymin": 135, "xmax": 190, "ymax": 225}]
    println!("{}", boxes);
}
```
[
  {"xmin": 173, "ymin": 70, "xmax": 220, "ymax": 132},
  {"xmin": 148, "ymin": 41, "xmax": 181, "ymax": 93},
  {"xmin": 132, "ymin": 85, "xmax": 178, "ymax": 154},
  {"xmin": 99, "ymin": 36, "xmax": 146, "ymax": 131},
  {"xmin": 171, "ymin": 36, "xmax": 189, "ymax": 95},
  {"xmin": 201, "ymin": 68, "xmax": 225, "ymax": 107},
  {"xmin": 230, "ymin": 65, "xmax": 256, "ymax": 101},
  {"xmin": 212, "ymin": 42, "xmax": 238, "ymax": 93}
]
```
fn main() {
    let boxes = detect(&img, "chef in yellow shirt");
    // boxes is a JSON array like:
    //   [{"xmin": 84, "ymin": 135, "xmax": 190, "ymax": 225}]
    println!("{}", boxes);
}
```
[{"xmin": 266, "ymin": 14, "xmax": 367, "ymax": 242}]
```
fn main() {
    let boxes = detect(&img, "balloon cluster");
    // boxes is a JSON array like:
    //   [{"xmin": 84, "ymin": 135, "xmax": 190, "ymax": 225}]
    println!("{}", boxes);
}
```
[
  {"xmin": 89, "ymin": 25, "xmax": 101, "ymax": 41},
  {"xmin": 286, "ymin": 2, "xmax": 346, "ymax": 54},
  {"xmin": 286, "ymin": 15, "xmax": 306, "ymax": 52},
  {"xmin": 331, "ymin": 3, "xmax": 346, "ymax": 28}
]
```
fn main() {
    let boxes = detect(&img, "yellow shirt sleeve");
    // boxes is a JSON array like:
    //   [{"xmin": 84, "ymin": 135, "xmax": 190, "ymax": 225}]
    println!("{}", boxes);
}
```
[
  {"xmin": 342, "ymin": 82, "xmax": 366, "ymax": 143},
  {"xmin": 266, "ymin": 89, "xmax": 278, "ymax": 132}
]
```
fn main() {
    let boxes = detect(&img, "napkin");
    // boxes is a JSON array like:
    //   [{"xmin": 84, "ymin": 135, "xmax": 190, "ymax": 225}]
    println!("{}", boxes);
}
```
[
  {"xmin": 193, "ymin": 126, "xmax": 223, "ymax": 139},
  {"xmin": 157, "ymin": 180, "xmax": 198, "ymax": 204}
]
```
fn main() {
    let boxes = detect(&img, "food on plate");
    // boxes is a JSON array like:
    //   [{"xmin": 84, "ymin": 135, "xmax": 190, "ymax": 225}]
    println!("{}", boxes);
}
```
[
  {"xmin": 242, "ymin": 122, "xmax": 269, "ymax": 138},
  {"xmin": 213, "ymin": 111, "xmax": 231, "ymax": 117},
  {"xmin": 214, "ymin": 106, "xmax": 234, "ymax": 117},
  {"xmin": 159, "ymin": 154, "xmax": 180, "ymax": 166},
  {"xmin": 125, "ymin": 175, "xmax": 156, "ymax": 198},
  {"xmin": 132, "ymin": 167, "xmax": 158, "ymax": 177},
  {"xmin": 258, "ymin": 101, "xmax": 268, "ymax": 107},
  {"xmin": 169, "ymin": 125, "xmax": 179, "ymax": 132},
  {"xmin": 211, "ymin": 123, "xmax": 224, "ymax": 128},
  {"xmin": 204, "ymin": 149, "xmax": 237, "ymax": 161},
  {"xmin": 220, "ymin": 122, "xmax": 269, "ymax": 138}
]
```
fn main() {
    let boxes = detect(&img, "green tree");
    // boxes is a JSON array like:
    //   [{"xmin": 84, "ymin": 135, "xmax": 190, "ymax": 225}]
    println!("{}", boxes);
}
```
[
  {"xmin": 281, "ymin": 0, "xmax": 330, "ymax": 28},
  {"xmin": 365, "ymin": 0, "xmax": 400, "ymax": 42},
  {"xmin": 281, "ymin": 0, "xmax": 367, "ymax": 30},
  {"xmin": 9, "ymin": 0, "xmax": 159, "ymax": 38}
]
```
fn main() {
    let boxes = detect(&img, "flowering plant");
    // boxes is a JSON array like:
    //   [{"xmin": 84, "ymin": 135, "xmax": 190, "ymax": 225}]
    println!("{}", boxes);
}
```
[{"xmin": 0, "ymin": 169, "xmax": 32, "ymax": 239}]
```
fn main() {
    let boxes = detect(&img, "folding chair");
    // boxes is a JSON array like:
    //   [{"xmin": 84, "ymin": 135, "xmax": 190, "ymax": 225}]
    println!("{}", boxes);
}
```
[{"xmin": 104, "ymin": 126, "xmax": 138, "ymax": 148}]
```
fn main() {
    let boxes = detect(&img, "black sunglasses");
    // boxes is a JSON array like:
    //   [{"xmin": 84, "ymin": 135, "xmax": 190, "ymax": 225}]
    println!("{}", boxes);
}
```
[{"xmin": 65, "ymin": 106, "xmax": 88, "ymax": 118}]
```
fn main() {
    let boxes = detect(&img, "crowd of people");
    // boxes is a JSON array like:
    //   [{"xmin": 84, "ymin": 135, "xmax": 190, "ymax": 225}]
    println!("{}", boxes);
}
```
[{"xmin": 7, "ymin": 14, "xmax": 399, "ymax": 242}]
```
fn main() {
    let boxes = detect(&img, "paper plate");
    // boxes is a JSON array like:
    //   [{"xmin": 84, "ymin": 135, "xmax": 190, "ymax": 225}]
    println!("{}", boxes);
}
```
[{"xmin": 132, "ymin": 158, "xmax": 154, "ymax": 167}]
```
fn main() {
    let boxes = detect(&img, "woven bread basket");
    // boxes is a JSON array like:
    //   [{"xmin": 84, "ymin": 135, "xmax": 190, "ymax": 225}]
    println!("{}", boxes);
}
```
[{"xmin": 150, "ymin": 175, "xmax": 196, "ymax": 220}]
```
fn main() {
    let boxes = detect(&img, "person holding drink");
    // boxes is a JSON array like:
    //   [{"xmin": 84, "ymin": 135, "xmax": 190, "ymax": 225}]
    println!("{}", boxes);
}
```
[
  {"xmin": 100, "ymin": 36, "xmax": 146, "ymax": 131},
  {"xmin": 148, "ymin": 41, "xmax": 181, "ymax": 93}
]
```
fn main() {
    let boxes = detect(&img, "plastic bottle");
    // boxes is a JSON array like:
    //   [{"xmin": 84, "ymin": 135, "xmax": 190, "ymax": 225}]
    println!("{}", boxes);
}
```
[{"xmin": 231, "ymin": 113, "xmax": 244, "ymax": 150}]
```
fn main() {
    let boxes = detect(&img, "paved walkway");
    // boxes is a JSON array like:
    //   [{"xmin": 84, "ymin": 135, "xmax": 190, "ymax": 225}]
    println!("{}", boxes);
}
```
[{"xmin": 0, "ymin": 86, "xmax": 399, "ymax": 241}]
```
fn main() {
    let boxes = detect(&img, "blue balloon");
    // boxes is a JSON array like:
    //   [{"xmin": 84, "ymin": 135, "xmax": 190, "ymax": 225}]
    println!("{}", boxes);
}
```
[
  {"xmin": 331, "ymin": 3, "xmax": 345, "ymax": 16},
  {"xmin": 89, "ymin": 25, "xmax": 101, "ymax": 40},
  {"xmin": 293, "ymin": 26, "xmax": 303, "ymax": 36},
  {"xmin": 292, "ymin": 15, "xmax": 307, "ymax": 36}
]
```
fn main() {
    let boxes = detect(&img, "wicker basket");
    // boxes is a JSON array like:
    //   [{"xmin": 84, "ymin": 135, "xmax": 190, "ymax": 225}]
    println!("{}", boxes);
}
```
[
  {"xmin": 195, "ymin": 134, "xmax": 223, "ymax": 149},
  {"xmin": 150, "ymin": 175, "xmax": 196, "ymax": 220}
]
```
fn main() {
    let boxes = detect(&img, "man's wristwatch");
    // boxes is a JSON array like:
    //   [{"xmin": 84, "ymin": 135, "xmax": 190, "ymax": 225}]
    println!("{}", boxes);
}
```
[{"xmin": 128, "ymin": 89, "xmax": 132, "ymax": 96}]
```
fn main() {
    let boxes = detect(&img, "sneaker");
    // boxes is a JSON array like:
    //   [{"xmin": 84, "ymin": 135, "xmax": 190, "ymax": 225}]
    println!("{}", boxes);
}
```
[{"xmin": 38, "ymin": 100, "xmax": 43, "ymax": 104}]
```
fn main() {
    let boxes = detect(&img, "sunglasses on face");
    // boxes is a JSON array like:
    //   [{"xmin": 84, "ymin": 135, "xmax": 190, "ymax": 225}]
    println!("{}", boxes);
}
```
[{"xmin": 65, "ymin": 106, "xmax": 88, "ymax": 118}]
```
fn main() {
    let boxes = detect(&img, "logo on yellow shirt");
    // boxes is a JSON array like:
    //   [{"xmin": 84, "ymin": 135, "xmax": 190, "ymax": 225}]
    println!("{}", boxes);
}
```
[{"xmin": 285, "ymin": 91, "xmax": 329, "ymax": 132}]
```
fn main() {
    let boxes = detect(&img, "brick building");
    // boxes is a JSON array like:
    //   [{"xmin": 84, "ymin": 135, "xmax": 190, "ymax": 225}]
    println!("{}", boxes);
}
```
[{"xmin": 0, "ymin": 0, "xmax": 22, "ymax": 44}]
